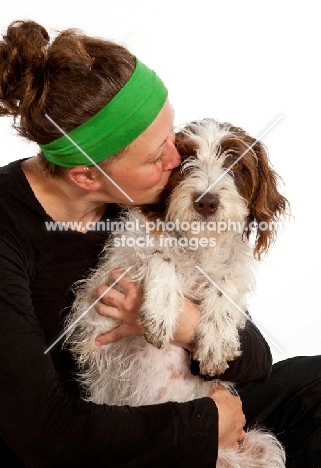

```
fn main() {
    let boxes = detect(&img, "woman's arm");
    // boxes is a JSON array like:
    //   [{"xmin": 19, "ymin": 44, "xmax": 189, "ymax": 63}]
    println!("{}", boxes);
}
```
[{"xmin": 0, "ymin": 214, "xmax": 222, "ymax": 467}]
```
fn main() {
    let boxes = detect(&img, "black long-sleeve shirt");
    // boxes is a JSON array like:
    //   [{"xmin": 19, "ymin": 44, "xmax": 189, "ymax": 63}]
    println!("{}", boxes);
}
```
[{"xmin": 0, "ymin": 159, "xmax": 272, "ymax": 467}]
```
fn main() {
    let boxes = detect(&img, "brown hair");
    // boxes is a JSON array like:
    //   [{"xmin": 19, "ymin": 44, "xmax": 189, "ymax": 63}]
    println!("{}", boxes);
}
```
[{"xmin": 0, "ymin": 20, "xmax": 136, "ymax": 175}]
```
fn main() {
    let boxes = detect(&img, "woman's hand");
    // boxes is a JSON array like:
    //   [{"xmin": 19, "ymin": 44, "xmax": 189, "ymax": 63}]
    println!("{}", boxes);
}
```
[
  {"xmin": 93, "ymin": 269, "xmax": 143, "ymax": 345},
  {"xmin": 93, "ymin": 269, "xmax": 200, "ymax": 349},
  {"xmin": 171, "ymin": 298, "xmax": 200, "ymax": 351},
  {"xmin": 209, "ymin": 385, "xmax": 246, "ymax": 449}
]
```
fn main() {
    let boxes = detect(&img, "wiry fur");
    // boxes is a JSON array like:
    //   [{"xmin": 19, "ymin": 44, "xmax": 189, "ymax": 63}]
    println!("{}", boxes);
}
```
[{"xmin": 65, "ymin": 119, "xmax": 289, "ymax": 467}]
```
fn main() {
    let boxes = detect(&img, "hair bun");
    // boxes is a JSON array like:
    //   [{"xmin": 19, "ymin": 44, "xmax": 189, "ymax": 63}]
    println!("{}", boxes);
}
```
[
  {"xmin": 0, "ymin": 20, "xmax": 49, "ymax": 116},
  {"xmin": 0, "ymin": 20, "xmax": 135, "ymax": 147}
]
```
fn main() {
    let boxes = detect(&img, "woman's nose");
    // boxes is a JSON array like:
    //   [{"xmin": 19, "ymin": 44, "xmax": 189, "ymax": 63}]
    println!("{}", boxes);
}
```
[{"xmin": 162, "ymin": 133, "xmax": 181, "ymax": 170}]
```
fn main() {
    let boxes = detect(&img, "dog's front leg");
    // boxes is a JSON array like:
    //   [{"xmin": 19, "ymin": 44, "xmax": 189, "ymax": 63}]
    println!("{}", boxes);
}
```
[
  {"xmin": 139, "ymin": 252, "xmax": 183, "ymax": 349},
  {"xmin": 193, "ymin": 285, "xmax": 246, "ymax": 377}
]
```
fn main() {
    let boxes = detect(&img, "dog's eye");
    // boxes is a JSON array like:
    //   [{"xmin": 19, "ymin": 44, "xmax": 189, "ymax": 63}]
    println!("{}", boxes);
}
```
[
  {"xmin": 224, "ymin": 157, "xmax": 243, "ymax": 172},
  {"xmin": 230, "ymin": 160, "xmax": 243, "ymax": 171}
]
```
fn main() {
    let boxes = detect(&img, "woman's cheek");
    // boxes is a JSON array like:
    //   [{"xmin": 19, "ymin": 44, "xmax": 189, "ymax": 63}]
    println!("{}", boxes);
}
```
[{"xmin": 141, "ymin": 166, "xmax": 164, "ymax": 188}]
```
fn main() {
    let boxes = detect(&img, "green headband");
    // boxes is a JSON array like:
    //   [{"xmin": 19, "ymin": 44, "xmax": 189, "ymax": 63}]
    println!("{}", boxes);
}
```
[{"xmin": 39, "ymin": 59, "xmax": 168, "ymax": 167}]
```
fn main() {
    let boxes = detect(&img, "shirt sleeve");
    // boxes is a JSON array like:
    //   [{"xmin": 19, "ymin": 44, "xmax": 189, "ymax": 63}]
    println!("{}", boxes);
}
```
[
  {"xmin": 0, "ymin": 208, "xmax": 218, "ymax": 468},
  {"xmin": 189, "ymin": 320, "xmax": 273, "ymax": 383}
]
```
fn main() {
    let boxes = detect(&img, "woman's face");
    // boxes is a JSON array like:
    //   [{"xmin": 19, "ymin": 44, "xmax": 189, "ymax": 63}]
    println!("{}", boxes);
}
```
[{"xmin": 99, "ymin": 99, "xmax": 181, "ymax": 204}]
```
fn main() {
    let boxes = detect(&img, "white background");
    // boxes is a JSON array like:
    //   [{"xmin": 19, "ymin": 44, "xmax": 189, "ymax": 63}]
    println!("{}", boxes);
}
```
[{"xmin": 1, "ymin": 1, "xmax": 320, "ymax": 363}]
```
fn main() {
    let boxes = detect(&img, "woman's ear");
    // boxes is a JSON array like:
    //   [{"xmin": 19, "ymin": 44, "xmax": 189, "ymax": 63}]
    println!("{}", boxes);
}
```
[{"xmin": 67, "ymin": 166, "xmax": 101, "ymax": 191}]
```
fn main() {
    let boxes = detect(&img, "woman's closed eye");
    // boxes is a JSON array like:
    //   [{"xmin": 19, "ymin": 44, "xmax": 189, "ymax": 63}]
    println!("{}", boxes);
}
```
[{"xmin": 150, "ymin": 147, "xmax": 166, "ymax": 164}]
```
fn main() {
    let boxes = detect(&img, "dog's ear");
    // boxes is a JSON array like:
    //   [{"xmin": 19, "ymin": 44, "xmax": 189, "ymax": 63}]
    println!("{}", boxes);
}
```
[
  {"xmin": 240, "ymin": 134, "xmax": 290, "ymax": 260},
  {"xmin": 174, "ymin": 124, "xmax": 199, "ymax": 161}
]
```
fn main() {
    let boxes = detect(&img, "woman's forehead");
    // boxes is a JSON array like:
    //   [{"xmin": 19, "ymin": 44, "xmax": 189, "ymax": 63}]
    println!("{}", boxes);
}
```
[{"xmin": 130, "ymin": 100, "xmax": 174, "ymax": 159}]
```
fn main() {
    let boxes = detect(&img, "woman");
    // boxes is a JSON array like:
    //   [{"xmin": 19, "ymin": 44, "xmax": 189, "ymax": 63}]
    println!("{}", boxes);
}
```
[{"xmin": 0, "ymin": 20, "xmax": 319, "ymax": 467}]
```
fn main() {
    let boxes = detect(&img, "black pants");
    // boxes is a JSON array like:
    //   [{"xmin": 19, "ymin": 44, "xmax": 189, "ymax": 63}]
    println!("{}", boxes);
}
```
[{"xmin": 239, "ymin": 355, "xmax": 321, "ymax": 468}]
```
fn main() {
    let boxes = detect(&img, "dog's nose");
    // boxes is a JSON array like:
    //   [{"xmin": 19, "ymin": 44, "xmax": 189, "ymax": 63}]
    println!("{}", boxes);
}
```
[{"xmin": 193, "ymin": 193, "xmax": 220, "ymax": 216}]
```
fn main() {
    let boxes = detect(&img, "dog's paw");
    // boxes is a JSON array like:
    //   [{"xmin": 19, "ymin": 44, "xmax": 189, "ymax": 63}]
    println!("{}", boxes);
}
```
[
  {"xmin": 193, "ymin": 346, "xmax": 242, "ymax": 377},
  {"xmin": 143, "ymin": 331, "xmax": 166, "ymax": 349},
  {"xmin": 141, "ymin": 319, "xmax": 171, "ymax": 349},
  {"xmin": 198, "ymin": 356, "xmax": 230, "ymax": 377}
]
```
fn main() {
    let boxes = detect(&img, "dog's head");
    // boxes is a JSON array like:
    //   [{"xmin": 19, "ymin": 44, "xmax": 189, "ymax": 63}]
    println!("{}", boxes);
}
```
[{"xmin": 165, "ymin": 118, "xmax": 290, "ymax": 259}]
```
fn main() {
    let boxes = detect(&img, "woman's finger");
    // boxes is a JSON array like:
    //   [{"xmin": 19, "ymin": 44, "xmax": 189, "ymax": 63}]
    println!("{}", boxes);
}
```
[
  {"xmin": 95, "ymin": 301, "xmax": 122, "ymax": 320},
  {"xmin": 94, "ymin": 320, "xmax": 143, "ymax": 346},
  {"xmin": 110, "ymin": 269, "xmax": 142, "ymax": 299},
  {"xmin": 96, "ymin": 284, "xmax": 124, "ymax": 307},
  {"xmin": 94, "ymin": 326, "xmax": 125, "ymax": 346}
]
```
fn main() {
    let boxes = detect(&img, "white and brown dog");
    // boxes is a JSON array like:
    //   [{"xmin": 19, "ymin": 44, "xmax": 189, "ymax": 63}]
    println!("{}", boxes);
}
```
[{"xmin": 65, "ymin": 119, "xmax": 289, "ymax": 467}]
